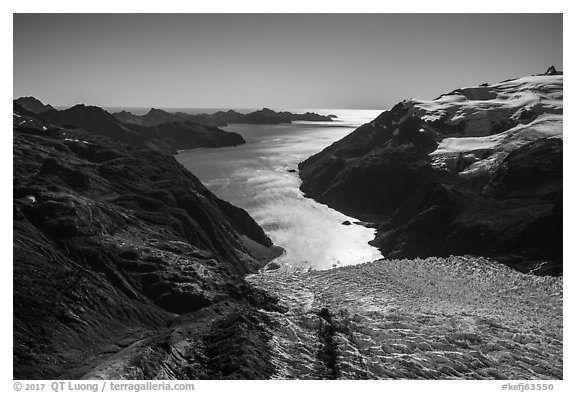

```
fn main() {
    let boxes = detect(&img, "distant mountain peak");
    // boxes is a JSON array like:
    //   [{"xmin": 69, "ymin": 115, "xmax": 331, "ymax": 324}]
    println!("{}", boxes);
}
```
[
  {"xmin": 259, "ymin": 107, "xmax": 276, "ymax": 114},
  {"xmin": 67, "ymin": 104, "xmax": 112, "ymax": 116},
  {"xmin": 14, "ymin": 96, "xmax": 54, "ymax": 114},
  {"xmin": 147, "ymin": 108, "xmax": 169, "ymax": 115}
]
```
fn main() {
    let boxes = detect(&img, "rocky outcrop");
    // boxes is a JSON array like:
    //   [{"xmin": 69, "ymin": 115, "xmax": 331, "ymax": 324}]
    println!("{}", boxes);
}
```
[
  {"xmin": 299, "ymin": 73, "xmax": 563, "ymax": 275},
  {"xmin": 115, "ymin": 107, "xmax": 336, "ymax": 127},
  {"xmin": 13, "ymin": 107, "xmax": 283, "ymax": 379},
  {"xmin": 543, "ymin": 66, "xmax": 562, "ymax": 76}
]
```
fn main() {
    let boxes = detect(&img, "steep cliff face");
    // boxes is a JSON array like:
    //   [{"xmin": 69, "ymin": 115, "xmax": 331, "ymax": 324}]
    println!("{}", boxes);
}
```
[
  {"xmin": 299, "ymin": 73, "xmax": 562, "ymax": 274},
  {"xmin": 300, "ymin": 103, "xmax": 444, "ymax": 219},
  {"xmin": 13, "ymin": 106, "xmax": 283, "ymax": 379}
]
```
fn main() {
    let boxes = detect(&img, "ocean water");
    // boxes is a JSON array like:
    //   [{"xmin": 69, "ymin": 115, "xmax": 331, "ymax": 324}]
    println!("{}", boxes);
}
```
[{"xmin": 176, "ymin": 109, "xmax": 383, "ymax": 270}]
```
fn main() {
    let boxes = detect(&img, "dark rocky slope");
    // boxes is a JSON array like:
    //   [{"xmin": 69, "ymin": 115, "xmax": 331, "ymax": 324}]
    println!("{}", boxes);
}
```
[
  {"xmin": 13, "ymin": 106, "xmax": 284, "ymax": 379},
  {"xmin": 14, "ymin": 98, "xmax": 246, "ymax": 154},
  {"xmin": 299, "ymin": 73, "xmax": 562, "ymax": 275}
]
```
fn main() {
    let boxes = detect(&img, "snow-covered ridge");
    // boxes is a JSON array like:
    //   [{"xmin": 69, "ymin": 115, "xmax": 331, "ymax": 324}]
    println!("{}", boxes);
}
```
[
  {"xmin": 403, "ymin": 75, "xmax": 562, "ymax": 137},
  {"xmin": 401, "ymin": 75, "xmax": 562, "ymax": 178}
]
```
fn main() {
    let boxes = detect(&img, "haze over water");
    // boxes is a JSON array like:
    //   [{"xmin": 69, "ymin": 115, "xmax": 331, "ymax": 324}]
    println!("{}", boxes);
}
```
[{"xmin": 176, "ymin": 109, "xmax": 383, "ymax": 270}]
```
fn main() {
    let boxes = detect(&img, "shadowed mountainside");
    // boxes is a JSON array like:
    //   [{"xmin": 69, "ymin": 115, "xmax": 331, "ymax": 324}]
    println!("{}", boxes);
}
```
[
  {"xmin": 13, "ymin": 98, "xmax": 246, "ymax": 154},
  {"xmin": 14, "ymin": 96, "xmax": 54, "ymax": 114},
  {"xmin": 299, "ymin": 72, "xmax": 562, "ymax": 275},
  {"xmin": 13, "ymin": 104, "xmax": 285, "ymax": 379}
]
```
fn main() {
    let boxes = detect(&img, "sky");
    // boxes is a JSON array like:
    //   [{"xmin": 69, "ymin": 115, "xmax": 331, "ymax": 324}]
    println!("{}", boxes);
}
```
[{"xmin": 13, "ymin": 13, "xmax": 563, "ymax": 110}]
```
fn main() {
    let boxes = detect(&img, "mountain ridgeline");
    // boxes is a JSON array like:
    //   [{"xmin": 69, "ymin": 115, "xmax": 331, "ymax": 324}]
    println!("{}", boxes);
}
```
[
  {"xmin": 113, "ymin": 107, "xmax": 336, "ymax": 128},
  {"xmin": 14, "ymin": 98, "xmax": 336, "ymax": 154},
  {"xmin": 299, "ymin": 72, "xmax": 563, "ymax": 275},
  {"xmin": 14, "ymin": 96, "xmax": 54, "ymax": 114},
  {"xmin": 26, "ymin": 103, "xmax": 245, "ymax": 154}
]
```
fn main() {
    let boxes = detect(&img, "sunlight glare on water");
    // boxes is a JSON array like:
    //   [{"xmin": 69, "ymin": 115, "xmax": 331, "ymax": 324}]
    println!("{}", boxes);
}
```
[{"xmin": 176, "ymin": 109, "xmax": 383, "ymax": 270}]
